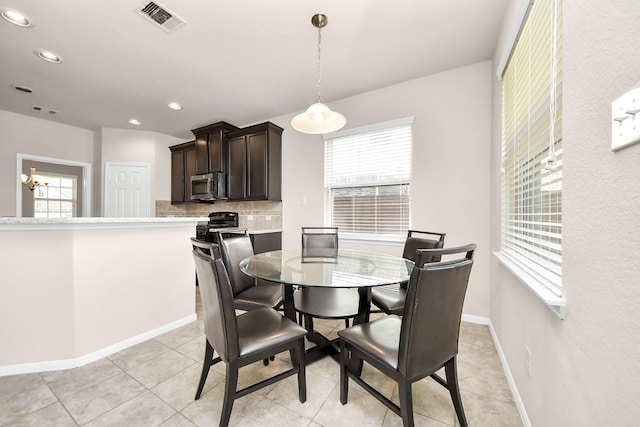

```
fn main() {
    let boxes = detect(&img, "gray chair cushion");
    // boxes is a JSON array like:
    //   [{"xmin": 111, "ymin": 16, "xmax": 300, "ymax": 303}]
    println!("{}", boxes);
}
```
[
  {"xmin": 234, "ymin": 281, "xmax": 283, "ymax": 310},
  {"xmin": 338, "ymin": 315, "xmax": 402, "ymax": 370},
  {"xmin": 368, "ymin": 284, "xmax": 406, "ymax": 316},
  {"xmin": 237, "ymin": 307, "xmax": 307, "ymax": 358}
]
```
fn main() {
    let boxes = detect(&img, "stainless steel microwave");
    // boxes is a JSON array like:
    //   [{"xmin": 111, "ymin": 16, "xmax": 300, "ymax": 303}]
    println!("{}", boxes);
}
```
[{"xmin": 190, "ymin": 173, "xmax": 226, "ymax": 201}]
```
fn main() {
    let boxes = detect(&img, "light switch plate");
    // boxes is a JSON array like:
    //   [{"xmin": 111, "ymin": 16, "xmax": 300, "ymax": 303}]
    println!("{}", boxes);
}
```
[{"xmin": 611, "ymin": 85, "xmax": 640, "ymax": 151}]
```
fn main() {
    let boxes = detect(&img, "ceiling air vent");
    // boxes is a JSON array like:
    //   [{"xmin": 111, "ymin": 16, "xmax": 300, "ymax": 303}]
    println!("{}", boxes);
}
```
[
  {"xmin": 33, "ymin": 105, "xmax": 59, "ymax": 115},
  {"xmin": 137, "ymin": 1, "xmax": 185, "ymax": 33}
]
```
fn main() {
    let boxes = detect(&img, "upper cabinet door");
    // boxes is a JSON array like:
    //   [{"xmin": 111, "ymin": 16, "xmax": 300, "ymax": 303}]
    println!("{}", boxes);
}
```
[
  {"xmin": 170, "ymin": 148, "xmax": 185, "ymax": 203},
  {"xmin": 226, "ymin": 122, "xmax": 282, "ymax": 201},
  {"xmin": 227, "ymin": 135, "xmax": 247, "ymax": 200},
  {"xmin": 194, "ymin": 133, "xmax": 209, "ymax": 175},
  {"xmin": 208, "ymin": 130, "xmax": 225, "ymax": 173},
  {"xmin": 191, "ymin": 122, "xmax": 239, "ymax": 175},
  {"xmin": 246, "ymin": 132, "xmax": 268, "ymax": 200},
  {"xmin": 169, "ymin": 140, "xmax": 197, "ymax": 203}
]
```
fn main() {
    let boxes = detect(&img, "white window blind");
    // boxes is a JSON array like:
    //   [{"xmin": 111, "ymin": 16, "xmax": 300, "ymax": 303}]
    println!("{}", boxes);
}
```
[
  {"xmin": 501, "ymin": 0, "xmax": 563, "ymax": 296},
  {"xmin": 324, "ymin": 119, "xmax": 412, "ymax": 239}
]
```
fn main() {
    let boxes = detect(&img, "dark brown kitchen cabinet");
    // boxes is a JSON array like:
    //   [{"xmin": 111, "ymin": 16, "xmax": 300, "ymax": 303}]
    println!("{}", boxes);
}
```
[
  {"xmin": 191, "ymin": 122, "xmax": 239, "ymax": 175},
  {"xmin": 170, "ymin": 141, "xmax": 196, "ymax": 203},
  {"xmin": 226, "ymin": 122, "xmax": 283, "ymax": 201}
]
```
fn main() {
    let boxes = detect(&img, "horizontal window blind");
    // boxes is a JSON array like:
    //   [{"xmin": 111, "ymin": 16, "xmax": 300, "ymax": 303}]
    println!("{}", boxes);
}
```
[
  {"xmin": 501, "ymin": 0, "xmax": 562, "ymax": 295},
  {"xmin": 324, "ymin": 122, "xmax": 412, "ymax": 238}
]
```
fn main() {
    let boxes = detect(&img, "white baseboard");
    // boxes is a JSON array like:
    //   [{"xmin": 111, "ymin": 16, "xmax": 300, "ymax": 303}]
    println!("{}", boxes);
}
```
[
  {"xmin": 462, "ymin": 313, "xmax": 531, "ymax": 427},
  {"xmin": 0, "ymin": 313, "xmax": 197, "ymax": 377}
]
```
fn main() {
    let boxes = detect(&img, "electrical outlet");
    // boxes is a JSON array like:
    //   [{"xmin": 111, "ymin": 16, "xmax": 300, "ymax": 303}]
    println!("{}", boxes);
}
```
[
  {"xmin": 612, "ymin": 85, "xmax": 640, "ymax": 151},
  {"xmin": 525, "ymin": 346, "xmax": 532, "ymax": 377},
  {"xmin": 247, "ymin": 215, "xmax": 254, "ymax": 221},
  {"xmin": 265, "ymin": 215, "xmax": 271, "ymax": 220}
]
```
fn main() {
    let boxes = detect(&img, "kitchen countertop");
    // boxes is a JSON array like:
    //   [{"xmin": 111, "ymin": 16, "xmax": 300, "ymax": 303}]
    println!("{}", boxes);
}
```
[
  {"xmin": 0, "ymin": 217, "xmax": 208, "ymax": 230},
  {"xmin": 201, "ymin": 225, "xmax": 282, "ymax": 234},
  {"xmin": 245, "ymin": 228, "xmax": 282, "ymax": 234}
]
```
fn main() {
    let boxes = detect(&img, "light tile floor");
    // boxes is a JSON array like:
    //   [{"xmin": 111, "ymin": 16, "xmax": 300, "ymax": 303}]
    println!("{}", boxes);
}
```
[{"xmin": 0, "ymin": 292, "xmax": 523, "ymax": 427}]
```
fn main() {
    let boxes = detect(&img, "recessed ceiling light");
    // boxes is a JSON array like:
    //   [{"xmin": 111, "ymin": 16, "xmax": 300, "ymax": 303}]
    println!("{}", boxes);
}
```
[
  {"xmin": 12, "ymin": 84, "xmax": 33, "ymax": 93},
  {"xmin": 35, "ymin": 49, "xmax": 63, "ymax": 64},
  {"xmin": 129, "ymin": 119, "xmax": 142, "ymax": 126},
  {"xmin": 1, "ymin": 8, "xmax": 32, "ymax": 27},
  {"xmin": 168, "ymin": 102, "xmax": 183, "ymax": 110}
]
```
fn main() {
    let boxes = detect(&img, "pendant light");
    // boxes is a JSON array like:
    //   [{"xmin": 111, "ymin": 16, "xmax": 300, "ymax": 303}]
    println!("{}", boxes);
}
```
[{"xmin": 291, "ymin": 14, "xmax": 346, "ymax": 135}]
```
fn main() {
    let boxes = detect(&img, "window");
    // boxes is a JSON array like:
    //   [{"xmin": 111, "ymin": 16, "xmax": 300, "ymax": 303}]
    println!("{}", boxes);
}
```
[
  {"xmin": 499, "ymin": 0, "xmax": 563, "ymax": 310},
  {"xmin": 33, "ymin": 175, "xmax": 77, "ymax": 218},
  {"xmin": 324, "ymin": 117, "xmax": 413, "ymax": 241}
]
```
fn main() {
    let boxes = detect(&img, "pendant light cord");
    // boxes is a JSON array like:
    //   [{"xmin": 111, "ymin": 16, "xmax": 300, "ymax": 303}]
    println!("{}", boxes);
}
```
[{"xmin": 316, "ymin": 24, "xmax": 323, "ymax": 103}]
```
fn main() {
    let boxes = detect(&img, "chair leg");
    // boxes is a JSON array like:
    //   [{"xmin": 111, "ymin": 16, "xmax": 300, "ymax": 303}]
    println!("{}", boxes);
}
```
[
  {"xmin": 344, "ymin": 318, "xmax": 350, "ymax": 328},
  {"xmin": 296, "ymin": 338, "xmax": 307, "ymax": 403},
  {"xmin": 445, "ymin": 358, "xmax": 468, "ymax": 427},
  {"xmin": 220, "ymin": 362, "xmax": 239, "ymax": 427},
  {"xmin": 195, "ymin": 339, "xmax": 214, "ymax": 400},
  {"xmin": 304, "ymin": 314, "xmax": 314, "ymax": 332},
  {"xmin": 339, "ymin": 340, "xmax": 349, "ymax": 405},
  {"xmin": 397, "ymin": 378, "xmax": 414, "ymax": 427}
]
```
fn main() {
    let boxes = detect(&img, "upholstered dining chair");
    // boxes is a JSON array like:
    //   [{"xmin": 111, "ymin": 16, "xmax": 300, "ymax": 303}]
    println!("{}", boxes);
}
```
[
  {"xmin": 294, "ymin": 227, "xmax": 360, "ymax": 331},
  {"xmin": 217, "ymin": 232, "xmax": 284, "ymax": 311},
  {"xmin": 192, "ymin": 250, "xmax": 307, "ymax": 427},
  {"xmin": 338, "ymin": 244, "xmax": 476, "ymax": 427},
  {"xmin": 370, "ymin": 229, "xmax": 446, "ymax": 315},
  {"xmin": 191, "ymin": 237, "xmax": 216, "ymax": 287}
]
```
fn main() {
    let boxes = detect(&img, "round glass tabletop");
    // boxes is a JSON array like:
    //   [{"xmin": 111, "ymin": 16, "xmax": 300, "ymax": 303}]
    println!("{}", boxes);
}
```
[{"xmin": 240, "ymin": 248, "xmax": 413, "ymax": 288}]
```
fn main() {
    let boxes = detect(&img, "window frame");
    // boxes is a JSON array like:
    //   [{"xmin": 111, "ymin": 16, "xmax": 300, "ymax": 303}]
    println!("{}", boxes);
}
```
[
  {"xmin": 323, "ymin": 117, "xmax": 414, "ymax": 243},
  {"xmin": 33, "ymin": 173, "xmax": 78, "ymax": 218},
  {"xmin": 495, "ymin": 0, "xmax": 566, "ymax": 319}
]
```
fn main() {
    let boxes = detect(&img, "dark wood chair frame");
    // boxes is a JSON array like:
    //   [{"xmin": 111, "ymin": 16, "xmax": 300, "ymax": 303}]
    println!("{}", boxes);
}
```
[
  {"xmin": 192, "ymin": 250, "xmax": 307, "ymax": 427},
  {"xmin": 370, "ymin": 229, "xmax": 446, "ymax": 315},
  {"xmin": 339, "ymin": 244, "xmax": 476, "ymax": 427},
  {"xmin": 296, "ymin": 227, "xmax": 360, "ymax": 331}
]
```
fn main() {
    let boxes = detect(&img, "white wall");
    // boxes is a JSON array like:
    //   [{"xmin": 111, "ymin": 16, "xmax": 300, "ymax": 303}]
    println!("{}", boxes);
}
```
[
  {"xmin": 0, "ymin": 114, "xmax": 186, "ymax": 217},
  {"xmin": 0, "ymin": 224, "xmax": 196, "ymax": 370},
  {"xmin": 0, "ymin": 110, "xmax": 94, "ymax": 217},
  {"xmin": 99, "ymin": 128, "xmax": 186, "ymax": 216},
  {"xmin": 272, "ymin": 61, "xmax": 493, "ymax": 317},
  {"xmin": 490, "ymin": 1, "xmax": 640, "ymax": 425}
]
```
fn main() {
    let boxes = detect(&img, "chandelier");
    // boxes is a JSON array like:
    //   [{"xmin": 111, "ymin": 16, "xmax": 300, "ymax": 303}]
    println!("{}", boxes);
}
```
[{"xmin": 21, "ymin": 167, "xmax": 48, "ymax": 191}]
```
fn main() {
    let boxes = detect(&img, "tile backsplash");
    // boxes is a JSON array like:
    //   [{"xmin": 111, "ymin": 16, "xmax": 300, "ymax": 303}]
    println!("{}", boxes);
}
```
[{"xmin": 156, "ymin": 200, "xmax": 282, "ymax": 230}]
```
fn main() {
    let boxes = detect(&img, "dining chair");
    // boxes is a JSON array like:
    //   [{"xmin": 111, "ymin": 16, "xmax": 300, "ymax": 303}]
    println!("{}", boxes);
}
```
[
  {"xmin": 370, "ymin": 229, "xmax": 446, "ymax": 315},
  {"xmin": 217, "ymin": 232, "xmax": 284, "ymax": 311},
  {"xmin": 294, "ymin": 227, "xmax": 359, "ymax": 331},
  {"xmin": 192, "ymin": 250, "xmax": 307, "ymax": 427},
  {"xmin": 338, "ymin": 244, "xmax": 476, "ymax": 427},
  {"xmin": 191, "ymin": 237, "xmax": 212, "ymax": 287}
]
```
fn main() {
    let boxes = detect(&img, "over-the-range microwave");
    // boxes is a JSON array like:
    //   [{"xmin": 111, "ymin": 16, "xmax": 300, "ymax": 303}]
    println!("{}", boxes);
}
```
[{"xmin": 190, "ymin": 172, "xmax": 226, "ymax": 201}]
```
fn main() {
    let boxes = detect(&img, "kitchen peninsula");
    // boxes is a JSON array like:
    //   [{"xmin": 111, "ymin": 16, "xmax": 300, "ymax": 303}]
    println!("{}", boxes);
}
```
[{"xmin": 0, "ymin": 217, "xmax": 206, "ymax": 376}]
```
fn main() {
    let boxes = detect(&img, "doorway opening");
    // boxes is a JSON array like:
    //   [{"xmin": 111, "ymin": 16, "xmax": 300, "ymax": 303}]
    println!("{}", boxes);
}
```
[{"xmin": 16, "ymin": 154, "xmax": 92, "ymax": 217}]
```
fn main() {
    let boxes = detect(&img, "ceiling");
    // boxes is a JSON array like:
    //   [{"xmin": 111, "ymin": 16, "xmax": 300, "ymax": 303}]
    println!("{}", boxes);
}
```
[{"xmin": 0, "ymin": 0, "xmax": 508, "ymax": 140}]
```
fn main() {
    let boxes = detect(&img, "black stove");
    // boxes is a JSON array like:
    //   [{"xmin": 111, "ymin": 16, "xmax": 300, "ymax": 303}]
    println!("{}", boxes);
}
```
[{"xmin": 196, "ymin": 211, "xmax": 245, "ymax": 242}]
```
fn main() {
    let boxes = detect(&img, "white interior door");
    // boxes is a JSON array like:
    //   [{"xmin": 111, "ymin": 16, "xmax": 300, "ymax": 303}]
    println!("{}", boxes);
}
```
[{"xmin": 105, "ymin": 163, "xmax": 150, "ymax": 217}]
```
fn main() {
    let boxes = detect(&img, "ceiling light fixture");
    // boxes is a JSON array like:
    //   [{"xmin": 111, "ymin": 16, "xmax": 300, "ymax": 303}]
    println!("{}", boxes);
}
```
[
  {"xmin": 167, "ymin": 102, "xmax": 182, "ymax": 110},
  {"xmin": 291, "ymin": 13, "xmax": 346, "ymax": 135},
  {"xmin": 129, "ymin": 119, "xmax": 142, "ymax": 125},
  {"xmin": 1, "ymin": 8, "xmax": 31, "ymax": 27},
  {"xmin": 35, "ymin": 49, "xmax": 63, "ymax": 64},
  {"xmin": 12, "ymin": 85, "xmax": 33, "ymax": 93},
  {"xmin": 21, "ymin": 168, "xmax": 48, "ymax": 191}
]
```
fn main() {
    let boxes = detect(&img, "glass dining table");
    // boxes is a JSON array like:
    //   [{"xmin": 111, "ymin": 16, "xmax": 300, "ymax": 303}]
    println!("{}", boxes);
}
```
[{"xmin": 240, "ymin": 248, "xmax": 414, "ymax": 368}]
